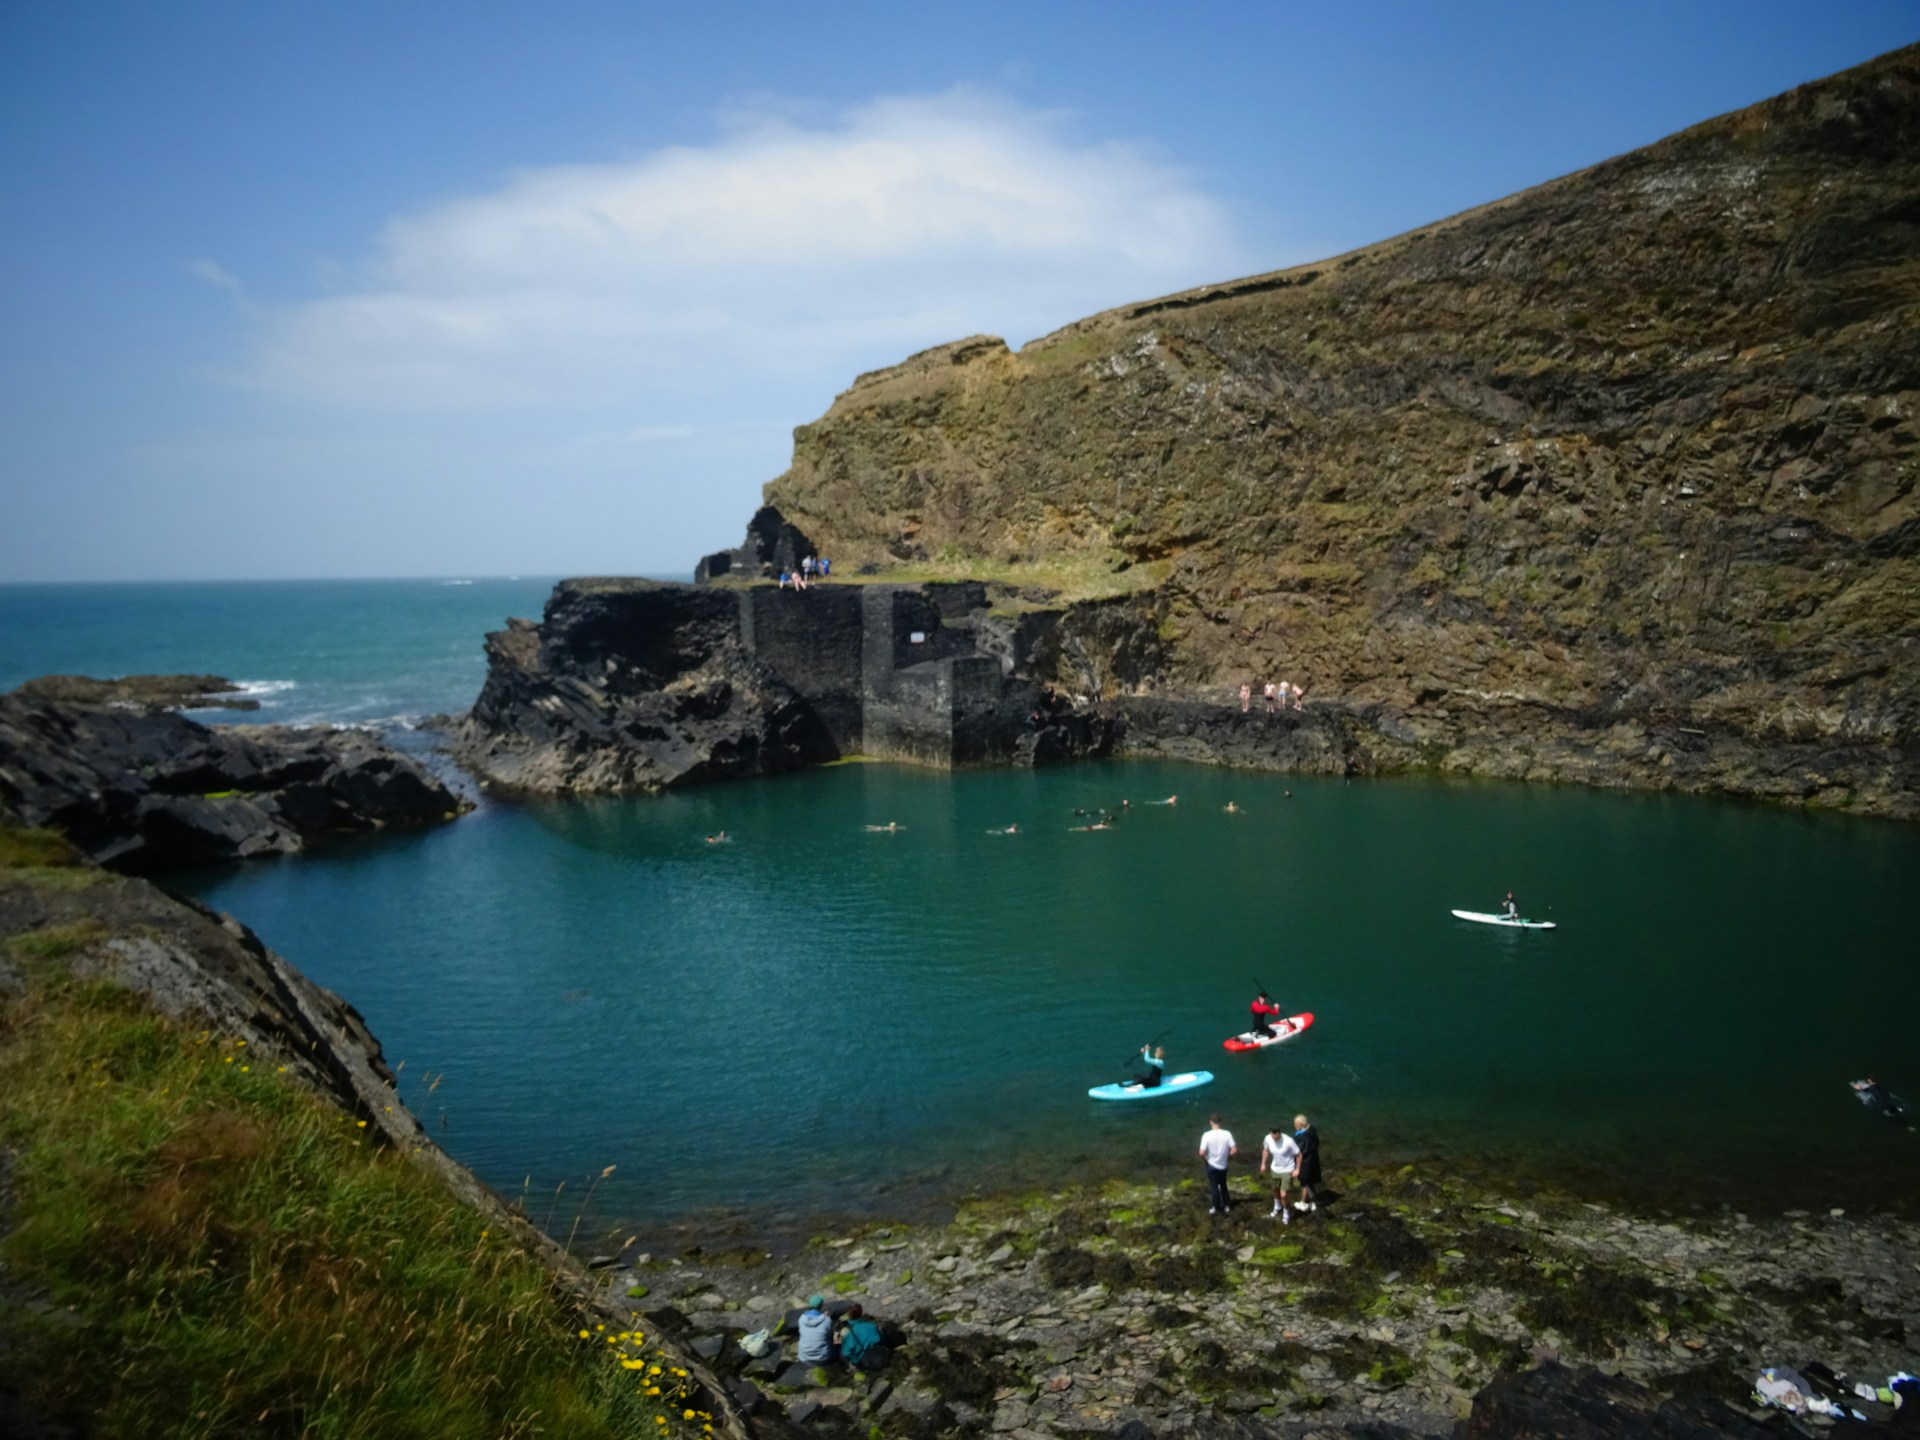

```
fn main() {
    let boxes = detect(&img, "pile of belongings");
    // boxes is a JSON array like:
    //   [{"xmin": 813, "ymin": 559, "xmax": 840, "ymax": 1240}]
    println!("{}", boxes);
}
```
[{"xmin": 1752, "ymin": 1364, "xmax": 1918, "ymax": 1425}]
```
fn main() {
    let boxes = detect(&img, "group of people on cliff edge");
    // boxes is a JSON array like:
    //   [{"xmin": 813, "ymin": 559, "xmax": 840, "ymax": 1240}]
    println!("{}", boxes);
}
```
[
  {"xmin": 777, "ymin": 554, "xmax": 831, "ymax": 589},
  {"xmin": 1243, "ymin": 680, "xmax": 1306, "ymax": 713}
]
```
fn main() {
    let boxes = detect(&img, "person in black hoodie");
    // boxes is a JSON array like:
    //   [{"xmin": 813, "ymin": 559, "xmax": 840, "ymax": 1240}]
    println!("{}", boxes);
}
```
[{"xmin": 1292, "ymin": 1114, "xmax": 1323, "ymax": 1212}]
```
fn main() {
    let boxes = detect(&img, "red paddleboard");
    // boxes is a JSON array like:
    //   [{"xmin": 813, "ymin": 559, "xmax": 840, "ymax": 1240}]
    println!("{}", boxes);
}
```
[{"xmin": 1223, "ymin": 1011, "xmax": 1315, "ymax": 1052}]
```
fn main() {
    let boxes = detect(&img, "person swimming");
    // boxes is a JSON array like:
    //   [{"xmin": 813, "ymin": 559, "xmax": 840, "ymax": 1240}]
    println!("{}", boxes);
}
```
[
  {"xmin": 865, "ymin": 822, "xmax": 904, "ymax": 833},
  {"xmin": 1070, "ymin": 820, "xmax": 1113, "ymax": 832},
  {"xmin": 705, "ymin": 831, "xmax": 729, "ymax": 845},
  {"xmin": 1147, "ymin": 795, "xmax": 1177, "ymax": 805},
  {"xmin": 1224, "ymin": 801, "xmax": 1241, "ymax": 813},
  {"xmin": 988, "ymin": 823, "xmax": 1020, "ymax": 835},
  {"xmin": 1852, "ymin": 1077, "xmax": 1912, "ymax": 1123}
]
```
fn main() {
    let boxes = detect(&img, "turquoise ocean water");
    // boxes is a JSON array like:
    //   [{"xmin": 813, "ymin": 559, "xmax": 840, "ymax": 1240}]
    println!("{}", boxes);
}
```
[{"xmin": 5, "ymin": 581, "xmax": 1918, "ymax": 1247}]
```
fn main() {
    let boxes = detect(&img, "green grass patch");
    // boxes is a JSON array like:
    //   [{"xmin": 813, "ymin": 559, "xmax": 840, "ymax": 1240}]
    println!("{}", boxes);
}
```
[
  {"xmin": 0, "ymin": 826, "xmax": 86, "ymax": 870},
  {"xmin": 0, "ymin": 975, "xmax": 704, "ymax": 1440},
  {"xmin": 5, "ymin": 917, "xmax": 108, "ymax": 962},
  {"xmin": 820, "ymin": 1271, "xmax": 860, "ymax": 1294},
  {"xmin": 1253, "ymin": 1243, "xmax": 1305, "ymax": 1265}
]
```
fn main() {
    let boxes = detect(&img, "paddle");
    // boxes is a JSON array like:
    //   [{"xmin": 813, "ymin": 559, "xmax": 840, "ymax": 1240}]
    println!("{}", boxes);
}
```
[{"xmin": 1119, "ymin": 1027, "xmax": 1175, "ymax": 1077}]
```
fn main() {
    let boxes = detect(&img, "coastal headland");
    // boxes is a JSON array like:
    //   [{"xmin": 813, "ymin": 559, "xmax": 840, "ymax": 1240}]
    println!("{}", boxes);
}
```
[
  {"xmin": 459, "ymin": 43, "xmax": 1920, "ymax": 818},
  {"xmin": 6, "ymin": 39, "xmax": 1920, "ymax": 1440}
]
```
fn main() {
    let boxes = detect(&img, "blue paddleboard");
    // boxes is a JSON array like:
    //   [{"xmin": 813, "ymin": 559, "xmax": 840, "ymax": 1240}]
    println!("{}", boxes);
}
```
[{"xmin": 1089, "ymin": 1070, "xmax": 1215, "ymax": 1101}]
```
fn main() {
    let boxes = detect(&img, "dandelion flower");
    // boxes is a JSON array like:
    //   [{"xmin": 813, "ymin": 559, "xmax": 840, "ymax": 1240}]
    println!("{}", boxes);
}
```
[
  {"xmin": 579, "ymin": 1329, "xmax": 591, "ymax": 1339},
  {"xmin": 683, "ymin": 1409, "xmax": 697, "ymax": 1420},
  {"xmin": 356, "ymin": 1120, "xmax": 368, "ymax": 1128},
  {"xmin": 224, "ymin": 1056, "xmax": 234, "ymax": 1064}
]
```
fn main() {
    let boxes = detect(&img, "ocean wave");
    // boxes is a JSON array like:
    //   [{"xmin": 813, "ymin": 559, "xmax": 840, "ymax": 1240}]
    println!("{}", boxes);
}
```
[
  {"xmin": 442, "ymin": 579, "xmax": 474, "ymax": 586},
  {"xmin": 233, "ymin": 679, "xmax": 299, "ymax": 699}
]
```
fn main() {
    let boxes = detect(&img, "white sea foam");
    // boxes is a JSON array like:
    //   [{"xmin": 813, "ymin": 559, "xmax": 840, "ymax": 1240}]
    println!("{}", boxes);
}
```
[
  {"xmin": 233, "ymin": 679, "xmax": 299, "ymax": 699},
  {"xmin": 442, "ymin": 579, "xmax": 474, "ymax": 586}
]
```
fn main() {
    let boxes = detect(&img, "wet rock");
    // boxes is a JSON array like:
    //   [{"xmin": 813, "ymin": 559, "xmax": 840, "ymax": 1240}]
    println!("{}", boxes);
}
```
[{"xmin": 0, "ymin": 688, "xmax": 464, "ymax": 872}]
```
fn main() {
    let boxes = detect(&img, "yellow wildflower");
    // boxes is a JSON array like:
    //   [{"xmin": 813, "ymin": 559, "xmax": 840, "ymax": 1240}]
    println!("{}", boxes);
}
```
[{"xmin": 579, "ymin": 1330, "xmax": 591, "ymax": 1339}]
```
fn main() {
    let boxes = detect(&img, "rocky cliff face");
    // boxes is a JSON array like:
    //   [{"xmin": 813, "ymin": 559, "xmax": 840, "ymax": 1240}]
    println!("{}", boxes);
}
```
[
  {"xmin": 756, "ymin": 46, "xmax": 1920, "ymax": 817},
  {"xmin": 453, "ymin": 577, "xmax": 1123, "ymax": 793}
]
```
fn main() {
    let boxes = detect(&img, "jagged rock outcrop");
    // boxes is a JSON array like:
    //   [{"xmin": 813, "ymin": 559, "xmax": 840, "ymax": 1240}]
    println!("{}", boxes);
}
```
[
  {"xmin": 695, "ymin": 504, "xmax": 820, "ymax": 584},
  {"xmin": 454, "ymin": 577, "xmax": 1122, "ymax": 794},
  {"xmin": 750, "ymin": 45, "xmax": 1920, "ymax": 818},
  {"xmin": 0, "ymin": 682, "xmax": 466, "ymax": 871},
  {"xmin": 11, "ymin": 673, "xmax": 261, "ymax": 711},
  {"xmin": 453, "ymin": 580, "xmax": 838, "ymax": 792}
]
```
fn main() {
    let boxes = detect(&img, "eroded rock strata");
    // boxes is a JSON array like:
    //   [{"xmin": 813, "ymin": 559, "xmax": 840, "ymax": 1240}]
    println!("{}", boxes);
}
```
[
  {"xmin": 0, "ymin": 681, "xmax": 466, "ymax": 871},
  {"xmin": 734, "ymin": 44, "xmax": 1920, "ymax": 819}
]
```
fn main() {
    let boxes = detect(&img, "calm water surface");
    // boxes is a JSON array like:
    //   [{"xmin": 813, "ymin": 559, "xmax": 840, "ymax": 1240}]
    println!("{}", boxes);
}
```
[{"xmin": 179, "ymin": 761, "xmax": 1920, "ymax": 1244}]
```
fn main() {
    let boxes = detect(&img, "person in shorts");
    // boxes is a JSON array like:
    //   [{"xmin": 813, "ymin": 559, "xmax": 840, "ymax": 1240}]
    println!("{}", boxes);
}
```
[{"xmin": 1261, "ymin": 1123, "xmax": 1302, "ymax": 1221}]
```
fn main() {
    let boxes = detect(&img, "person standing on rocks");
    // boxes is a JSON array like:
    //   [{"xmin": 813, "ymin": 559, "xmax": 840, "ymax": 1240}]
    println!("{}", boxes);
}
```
[
  {"xmin": 1260, "ymin": 1123, "xmax": 1302, "ymax": 1221},
  {"xmin": 1292, "ymin": 1114, "xmax": 1322, "ymax": 1212},
  {"xmin": 1199, "ymin": 1114, "xmax": 1237, "ymax": 1214},
  {"xmin": 1240, "ymin": 683, "xmax": 1252, "ymax": 713}
]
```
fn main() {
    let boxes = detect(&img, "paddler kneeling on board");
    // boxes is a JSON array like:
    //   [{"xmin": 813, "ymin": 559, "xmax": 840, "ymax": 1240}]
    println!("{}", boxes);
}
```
[
  {"xmin": 1249, "ymin": 991, "xmax": 1282, "ymax": 1039},
  {"xmin": 1503, "ymin": 890, "xmax": 1519, "ymax": 920},
  {"xmin": 1130, "ymin": 1045, "xmax": 1166, "ymax": 1090}
]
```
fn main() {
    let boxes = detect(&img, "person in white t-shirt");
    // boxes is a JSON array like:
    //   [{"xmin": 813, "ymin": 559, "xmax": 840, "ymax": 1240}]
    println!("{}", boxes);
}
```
[
  {"xmin": 1198, "ymin": 1115, "xmax": 1237, "ymax": 1215},
  {"xmin": 1260, "ymin": 1124, "xmax": 1303, "ymax": 1222}
]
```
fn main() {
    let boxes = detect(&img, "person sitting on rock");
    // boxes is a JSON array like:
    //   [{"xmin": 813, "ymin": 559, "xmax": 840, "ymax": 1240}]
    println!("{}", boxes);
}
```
[
  {"xmin": 836, "ymin": 1303, "xmax": 890, "ymax": 1371},
  {"xmin": 796, "ymin": 1294, "xmax": 834, "ymax": 1365}
]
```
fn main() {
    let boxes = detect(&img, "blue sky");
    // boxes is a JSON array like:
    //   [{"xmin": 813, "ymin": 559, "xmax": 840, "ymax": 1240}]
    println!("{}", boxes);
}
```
[{"xmin": 2, "ymin": 2, "xmax": 1914, "ymax": 582}]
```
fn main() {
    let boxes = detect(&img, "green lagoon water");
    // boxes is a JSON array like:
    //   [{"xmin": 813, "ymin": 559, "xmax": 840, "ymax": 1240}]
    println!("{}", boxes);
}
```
[
  {"xmin": 7, "ymin": 578, "xmax": 1912, "ymax": 1243},
  {"xmin": 180, "ymin": 759, "xmax": 1920, "ymax": 1245}
]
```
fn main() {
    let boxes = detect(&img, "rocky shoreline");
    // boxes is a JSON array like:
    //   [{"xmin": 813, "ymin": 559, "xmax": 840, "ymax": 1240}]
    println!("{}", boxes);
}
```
[
  {"xmin": 0, "ymin": 677, "xmax": 468, "ymax": 871},
  {"xmin": 603, "ymin": 1162, "xmax": 1919, "ymax": 1437}
]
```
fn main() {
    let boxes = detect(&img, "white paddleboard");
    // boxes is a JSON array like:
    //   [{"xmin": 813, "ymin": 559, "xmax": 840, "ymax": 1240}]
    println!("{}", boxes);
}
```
[{"xmin": 1451, "ymin": 909, "xmax": 1556, "ymax": 930}]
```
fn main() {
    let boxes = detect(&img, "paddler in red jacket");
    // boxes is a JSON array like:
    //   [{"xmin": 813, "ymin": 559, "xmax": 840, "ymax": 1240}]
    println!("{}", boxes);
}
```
[{"xmin": 1249, "ymin": 991, "xmax": 1282, "ymax": 1039}]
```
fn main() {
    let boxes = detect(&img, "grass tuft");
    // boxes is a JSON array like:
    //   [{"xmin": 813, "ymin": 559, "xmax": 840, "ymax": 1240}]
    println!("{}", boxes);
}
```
[{"xmin": 0, "ymin": 974, "xmax": 712, "ymax": 1440}]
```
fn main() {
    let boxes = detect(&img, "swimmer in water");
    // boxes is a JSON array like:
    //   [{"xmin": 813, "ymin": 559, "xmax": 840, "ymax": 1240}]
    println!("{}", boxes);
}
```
[
  {"xmin": 988, "ymin": 823, "xmax": 1020, "ymax": 835},
  {"xmin": 864, "ymin": 822, "xmax": 904, "ymax": 833},
  {"xmin": 1070, "ymin": 820, "xmax": 1113, "ymax": 832},
  {"xmin": 1147, "ymin": 795, "xmax": 1177, "ymax": 806},
  {"xmin": 705, "ymin": 831, "xmax": 729, "ymax": 844},
  {"xmin": 1224, "ymin": 801, "xmax": 1241, "ymax": 813}
]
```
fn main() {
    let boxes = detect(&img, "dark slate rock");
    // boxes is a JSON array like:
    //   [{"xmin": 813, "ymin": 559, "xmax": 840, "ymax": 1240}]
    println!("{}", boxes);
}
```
[{"xmin": 0, "ymin": 689, "xmax": 464, "ymax": 873}]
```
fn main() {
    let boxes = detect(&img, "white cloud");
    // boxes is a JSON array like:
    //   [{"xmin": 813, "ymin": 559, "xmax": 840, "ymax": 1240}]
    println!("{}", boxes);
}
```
[{"xmin": 237, "ymin": 89, "xmax": 1257, "ymax": 414}]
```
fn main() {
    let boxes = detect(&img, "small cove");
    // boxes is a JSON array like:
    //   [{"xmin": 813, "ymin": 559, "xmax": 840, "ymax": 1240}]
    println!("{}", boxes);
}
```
[{"xmin": 177, "ymin": 759, "xmax": 1920, "ymax": 1247}]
